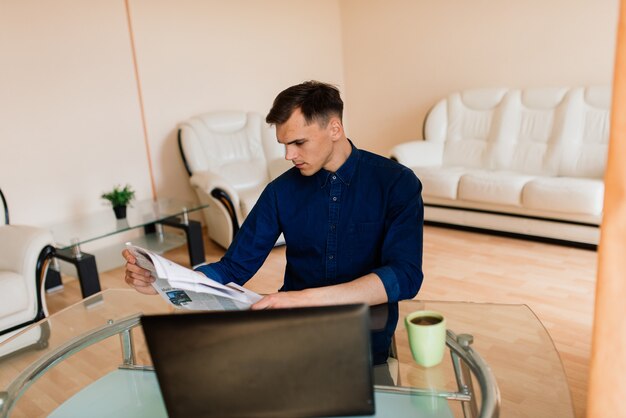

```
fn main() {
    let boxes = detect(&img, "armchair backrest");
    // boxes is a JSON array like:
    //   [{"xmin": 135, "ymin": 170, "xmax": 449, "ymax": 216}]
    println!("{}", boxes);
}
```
[{"xmin": 179, "ymin": 111, "xmax": 279, "ymax": 191}]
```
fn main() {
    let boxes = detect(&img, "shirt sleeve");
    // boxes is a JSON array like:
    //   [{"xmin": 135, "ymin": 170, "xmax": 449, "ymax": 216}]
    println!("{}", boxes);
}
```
[
  {"xmin": 371, "ymin": 168, "xmax": 424, "ymax": 302},
  {"xmin": 194, "ymin": 182, "xmax": 282, "ymax": 286}
]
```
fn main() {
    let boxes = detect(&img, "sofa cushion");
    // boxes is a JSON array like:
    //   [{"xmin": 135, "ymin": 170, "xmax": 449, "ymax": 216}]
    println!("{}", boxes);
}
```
[
  {"xmin": 491, "ymin": 88, "xmax": 569, "ymax": 176},
  {"xmin": 221, "ymin": 159, "xmax": 269, "ymax": 192},
  {"xmin": 0, "ymin": 270, "xmax": 28, "ymax": 318},
  {"xmin": 522, "ymin": 177, "xmax": 604, "ymax": 216},
  {"xmin": 441, "ymin": 89, "xmax": 507, "ymax": 169},
  {"xmin": 412, "ymin": 167, "xmax": 469, "ymax": 200},
  {"xmin": 458, "ymin": 171, "xmax": 535, "ymax": 206},
  {"xmin": 558, "ymin": 87, "xmax": 610, "ymax": 179}
]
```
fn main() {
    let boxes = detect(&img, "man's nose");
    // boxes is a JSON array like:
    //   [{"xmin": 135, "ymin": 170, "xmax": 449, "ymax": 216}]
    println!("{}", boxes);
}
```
[{"xmin": 285, "ymin": 145, "xmax": 296, "ymax": 161}]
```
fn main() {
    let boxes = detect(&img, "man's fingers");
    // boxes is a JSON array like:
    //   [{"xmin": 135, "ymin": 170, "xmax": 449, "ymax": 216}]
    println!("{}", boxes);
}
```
[
  {"xmin": 125, "ymin": 268, "xmax": 153, "ymax": 283},
  {"xmin": 121, "ymin": 249, "xmax": 157, "ymax": 295},
  {"xmin": 251, "ymin": 300, "xmax": 267, "ymax": 310},
  {"xmin": 122, "ymin": 248, "xmax": 136, "ymax": 264},
  {"xmin": 131, "ymin": 282, "xmax": 158, "ymax": 295},
  {"xmin": 124, "ymin": 271, "xmax": 157, "ymax": 295},
  {"xmin": 250, "ymin": 290, "xmax": 316, "ymax": 310},
  {"xmin": 126, "ymin": 262, "xmax": 151, "ymax": 277}
]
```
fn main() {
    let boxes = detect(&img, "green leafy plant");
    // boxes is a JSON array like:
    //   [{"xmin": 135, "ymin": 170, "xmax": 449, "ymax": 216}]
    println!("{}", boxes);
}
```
[{"xmin": 101, "ymin": 184, "xmax": 135, "ymax": 207}]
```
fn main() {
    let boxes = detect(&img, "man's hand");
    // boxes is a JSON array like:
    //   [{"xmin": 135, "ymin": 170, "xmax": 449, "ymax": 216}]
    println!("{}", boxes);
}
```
[
  {"xmin": 251, "ymin": 290, "xmax": 317, "ymax": 310},
  {"xmin": 122, "ymin": 248, "xmax": 157, "ymax": 295},
  {"xmin": 251, "ymin": 273, "xmax": 388, "ymax": 310}
]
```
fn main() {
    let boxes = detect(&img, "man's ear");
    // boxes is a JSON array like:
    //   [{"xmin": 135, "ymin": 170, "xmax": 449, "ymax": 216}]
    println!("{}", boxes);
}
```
[{"xmin": 328, "ymin": 117, "xmax": 343, "ymax": 140}]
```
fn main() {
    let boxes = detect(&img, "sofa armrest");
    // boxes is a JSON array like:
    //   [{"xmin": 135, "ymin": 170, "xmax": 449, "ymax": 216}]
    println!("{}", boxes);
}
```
[
  {"xmin": 390, "ymin": 140, "xmax": 445, "ymax": 168},
  {"xmin": 190, "ymin": 170, "xmax": 239, "ymax": 201},
  {"xmin": 190, "ymin": 170, "xmax": 243, "ymax": 221},
  {"xmin": 0, "ymin": 225, "xmax": 53, "ymax": 276}
]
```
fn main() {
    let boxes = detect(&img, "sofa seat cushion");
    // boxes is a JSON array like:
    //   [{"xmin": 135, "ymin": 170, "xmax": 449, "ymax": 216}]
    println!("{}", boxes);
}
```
[
  {"xmin": 220, "ymin": 159, "xmax": 269, "ymax": 192},
  {"xmin": 0, "ymin": 270, "xmax": 28, "ymax": 318},
  {"xmin": 411, "ymin": 167, "xmax": 470, "ymax": 200},
  {"xmin": 523, "ymin": 177, "xmax": 604, "ymax": 215},
  {"xmin": 458, "ymin": 171, "xmax": 535, "ymax": 206}
]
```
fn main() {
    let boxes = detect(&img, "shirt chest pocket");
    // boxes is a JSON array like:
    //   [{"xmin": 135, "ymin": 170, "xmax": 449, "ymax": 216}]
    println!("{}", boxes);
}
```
[{"xmin": 346, "ymin": 221, "xmax": 385, "ymax": 264}]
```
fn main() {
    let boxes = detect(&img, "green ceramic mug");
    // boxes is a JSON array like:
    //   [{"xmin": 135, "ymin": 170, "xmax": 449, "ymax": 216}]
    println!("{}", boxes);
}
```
[{"xmin": 405, "ymin": 310, "xmax": 447, "ymax": 367}]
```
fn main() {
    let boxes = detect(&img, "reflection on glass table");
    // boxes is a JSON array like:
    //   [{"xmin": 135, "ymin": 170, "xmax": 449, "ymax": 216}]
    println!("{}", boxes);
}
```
[
  {"xmin": 49, "ymin": 199, "xmax": 206, "ymax": 249},
  {"xmin": 0, "ymin": 290, "xmax": 573, "ymax": 418},
  {"xmin": 45, "ymin": 198, "xmax": 208, "ymax": 298}
]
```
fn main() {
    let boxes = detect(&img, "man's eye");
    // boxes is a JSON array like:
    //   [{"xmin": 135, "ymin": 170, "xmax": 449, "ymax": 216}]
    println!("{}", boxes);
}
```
[{"xmin": 295, "ymin": 141, "xmax": 305, "ymax": 146}]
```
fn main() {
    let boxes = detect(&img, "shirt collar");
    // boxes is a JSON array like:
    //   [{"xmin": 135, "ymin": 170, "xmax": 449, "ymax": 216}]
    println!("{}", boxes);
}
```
[{"xmin": 316, "ymin": 139, "xmax": 359, "ymax": 188}]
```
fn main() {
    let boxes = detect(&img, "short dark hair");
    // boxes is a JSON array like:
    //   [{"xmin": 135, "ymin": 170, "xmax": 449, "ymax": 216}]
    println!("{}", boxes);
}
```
[{"xmin": 266, "ymin": 80, "xmax": 343, "ymax": 127}]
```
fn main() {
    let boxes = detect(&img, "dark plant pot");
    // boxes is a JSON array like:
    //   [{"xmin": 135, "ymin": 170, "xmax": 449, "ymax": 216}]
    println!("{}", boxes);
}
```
[{"xmin": 113, "ymin": 205, "xmax": 127, "ymax": 219}]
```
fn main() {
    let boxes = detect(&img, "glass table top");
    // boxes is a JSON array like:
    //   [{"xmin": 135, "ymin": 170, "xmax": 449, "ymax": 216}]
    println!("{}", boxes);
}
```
[
  {"xmin": 46, "ymin": 198, "xmax": 208, "ymax": 249},
  {"xmin": 0, "ymin": 290, "xmax": 574, "ymax": 418}
]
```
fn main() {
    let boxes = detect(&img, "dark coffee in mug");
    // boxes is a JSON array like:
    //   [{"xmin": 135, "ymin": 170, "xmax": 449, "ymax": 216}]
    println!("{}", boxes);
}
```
[{"xmin": 410, "ymin": 315, "xmax": 442, "ymax": 326}]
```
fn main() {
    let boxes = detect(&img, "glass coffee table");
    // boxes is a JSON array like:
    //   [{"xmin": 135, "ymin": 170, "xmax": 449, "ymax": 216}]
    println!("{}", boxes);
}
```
[
  {"xmin": 0, "ymin": 290, "xmax": 574, "ymax": 418},
  {"xmin": 45, "ymin": 198, "xmax": 208, "ymax": 298}
]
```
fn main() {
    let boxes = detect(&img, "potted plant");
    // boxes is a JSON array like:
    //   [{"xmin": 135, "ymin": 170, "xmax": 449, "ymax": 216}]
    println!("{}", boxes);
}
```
[{"xmin": 101, "ymin": 184, "xmax": 135, "ymax": 219}]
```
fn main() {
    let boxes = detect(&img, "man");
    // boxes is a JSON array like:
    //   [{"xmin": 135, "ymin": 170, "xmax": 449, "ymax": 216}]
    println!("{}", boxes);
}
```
[{"xmin": 124, "ymin": 81, "xmax": 424, "ymax": 309}]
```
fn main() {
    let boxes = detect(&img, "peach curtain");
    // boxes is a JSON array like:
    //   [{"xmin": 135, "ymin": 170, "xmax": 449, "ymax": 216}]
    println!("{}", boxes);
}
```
[{"xmin": 587, "ymin": 1, "xmax": 626, "ymax": 417}]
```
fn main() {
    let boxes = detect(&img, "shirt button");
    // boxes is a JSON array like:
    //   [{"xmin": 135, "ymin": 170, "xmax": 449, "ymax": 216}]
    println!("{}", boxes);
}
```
[
  {"xmin": 332, "ymin": 175, "xmax": 337, "ymax": 180},
  {"xmin": 330, "ymin": 225, "xmax": 335, "ymax": 231},
  {"xmin": 332, "ymin": 197, "xmax": 337, "ymax": 201},
  {"xmin": 329, "ymin": 255, "xmax": 334, "ymax": 260}
]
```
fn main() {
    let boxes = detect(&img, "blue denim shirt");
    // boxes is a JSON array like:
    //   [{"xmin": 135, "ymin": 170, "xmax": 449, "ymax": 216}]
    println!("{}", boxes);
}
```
[{"xmin": 196, "ymin": 143, "xmax": 424, "ymax": 302}]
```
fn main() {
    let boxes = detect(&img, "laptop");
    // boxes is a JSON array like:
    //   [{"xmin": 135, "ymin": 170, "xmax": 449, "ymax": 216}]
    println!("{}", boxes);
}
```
[{"xmin": 141, "ymin": 304, "xmax": 375, "ymax": 418}]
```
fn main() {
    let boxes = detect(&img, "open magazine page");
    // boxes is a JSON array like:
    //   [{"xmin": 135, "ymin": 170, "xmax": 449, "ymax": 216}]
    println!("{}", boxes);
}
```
[
  {"xmin": 126, "ymin": 244, "xmax": 262, "ymax": 311},
  {"xmin": 152, "ymin": 278, "xmax": 252, "ymax": 311}
]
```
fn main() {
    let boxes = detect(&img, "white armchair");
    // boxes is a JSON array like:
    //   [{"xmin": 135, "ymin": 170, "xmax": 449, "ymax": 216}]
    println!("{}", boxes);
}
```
[
  {"xmin": 0, "ymin": 189, "xmax": 54, "ymax": 342},
  {"xmin": 178, "ymin": 111, "xmax": 291, "ymax": 249}
]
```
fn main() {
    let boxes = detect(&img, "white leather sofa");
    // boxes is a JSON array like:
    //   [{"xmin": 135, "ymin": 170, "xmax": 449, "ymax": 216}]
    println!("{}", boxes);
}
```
[
  {"xmin": 390, "ymin": 86, "xmax": 611, "ymax": 246},
  {"xmin": 0, "ymin": 189, "xmax": 54, "ymax": 342},
  {"xmin": 178, "ymin": 111, "xmax": 291, "ymax": 249}
]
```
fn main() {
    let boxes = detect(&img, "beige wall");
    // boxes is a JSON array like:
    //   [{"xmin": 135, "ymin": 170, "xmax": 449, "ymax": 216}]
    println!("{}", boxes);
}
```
[
  {"xmin": 128, "ymin": 0, "xmax": 344, "ymax": 204},
  {"xmin": 0, "ymin": 0, "xmax": 344, "ymax": 226},
  {"xmin": 0, "ymin": 0, "xmax": 152, "ymax": 225},
  {"xmin": 339, "ymin": 0, "xmax": 619, "ymax": 155},
  {"xmin": 0, "ymin": 0, "xmax": 619, "ymax": 226}
]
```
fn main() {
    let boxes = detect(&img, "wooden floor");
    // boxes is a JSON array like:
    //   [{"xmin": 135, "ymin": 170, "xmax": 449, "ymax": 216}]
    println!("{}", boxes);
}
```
[{"xmin": 46, "ymin": 225, "xmax": 597, "ymax": 418}]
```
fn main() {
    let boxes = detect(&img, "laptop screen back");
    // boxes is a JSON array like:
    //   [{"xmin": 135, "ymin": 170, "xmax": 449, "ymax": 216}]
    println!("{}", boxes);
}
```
[{"xmin": 141, "ymin": 304, "xmax": 374, "ymax": 418}]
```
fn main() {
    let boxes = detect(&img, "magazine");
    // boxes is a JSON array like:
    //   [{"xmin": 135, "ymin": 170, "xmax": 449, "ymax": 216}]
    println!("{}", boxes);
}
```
[{"xmin": 125, "ymin": 244, "xmax": 262, "ymax": 311}]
